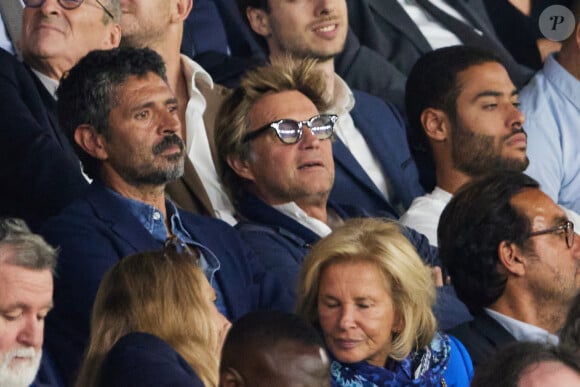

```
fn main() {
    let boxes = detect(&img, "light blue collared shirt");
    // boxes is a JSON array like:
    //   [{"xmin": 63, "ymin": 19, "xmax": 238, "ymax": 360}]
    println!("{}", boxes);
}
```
[
  {"xmin": 485, "ymin": 308, "xmax": 559, "ymax": 345},
  {"xmin": 109, "ymin": 188, "xmax": 228, "ymax": 317},
  {"xmin": 520, "ymin": 53, "xmax": 580, "ymax": 213}
]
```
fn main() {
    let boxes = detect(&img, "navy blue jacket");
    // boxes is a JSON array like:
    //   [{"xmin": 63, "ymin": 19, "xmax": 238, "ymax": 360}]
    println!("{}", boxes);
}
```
[
  {"xmin": 447, "ymin": 311, "xmax": 517, "ymax": 368},
  {"xmin": 331, "ymin": 90, "xmax": 424, "ymax": 216},
  {"xmin": 235, "ymin": 192, "xmax": 471, "ymax": 330},
  {"xmin": 0, "ymin": 48, "xmax": 88, "ymax": 231},
  {"xmin": 99, "ymin": 332, "xmax": 205, "ymax": 387},
  {"xmin": 41, "ymin": 182, "xmax": 293, "ymax": 385}
]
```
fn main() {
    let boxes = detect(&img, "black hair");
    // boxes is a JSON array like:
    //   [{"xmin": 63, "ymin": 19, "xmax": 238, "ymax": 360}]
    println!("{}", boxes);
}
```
[
  {"xmin": 438, "ymin": 171, "xmax": 539, "ymax": 313},
  {"xmin": 57, "ymin": 47, "xmax": 167, "ymax": 180}
]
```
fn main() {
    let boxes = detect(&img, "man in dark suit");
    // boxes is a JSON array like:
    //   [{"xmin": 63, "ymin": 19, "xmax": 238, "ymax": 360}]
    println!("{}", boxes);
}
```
[
  {"xmin": 214, "ymin": 58, "xmax": 470, "ymax": 330},
  {"xmin": 0, "ymin": 0, "xmax": 121, "ymax": 230},
  {"xmin": 337, "ymin": 0, "xmax": 533, "ymax": 108},
  {"xmin": 41, "ymin": 47, "xmax": 293, "ymax": 385},
  {"xmin": 440, "ymin": 171, "xmax": 580, "ymax": 367},
  {"xmin": 237, "ymin": 0, "xmax": 424, "ymax": 218}
]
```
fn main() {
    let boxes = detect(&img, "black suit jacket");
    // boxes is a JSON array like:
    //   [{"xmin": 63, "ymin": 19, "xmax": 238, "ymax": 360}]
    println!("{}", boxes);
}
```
[
  {"xmin": 0, "ymin": 48, "xmax": 88, "ymax": 230},
  {"xmin": 447, "ymin": 311, "xmax": 517, "ymax": 367},
  {"xmin": 336, "ymin": 0, "xmax": 533, "ymax": 107}
]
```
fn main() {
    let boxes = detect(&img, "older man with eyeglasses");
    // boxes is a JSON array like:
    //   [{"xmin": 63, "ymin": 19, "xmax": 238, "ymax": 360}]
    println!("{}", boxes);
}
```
[
  {"xmin": 0, "ymin": 0, "xmax": 120, "ymax": 230},
  {"xmin": 440, "ymin": 171, "xmax": 580, "ymax": 368},
  {"xmin": 215, "ymin": 58, "xmax": 472, "ymax": 331}
]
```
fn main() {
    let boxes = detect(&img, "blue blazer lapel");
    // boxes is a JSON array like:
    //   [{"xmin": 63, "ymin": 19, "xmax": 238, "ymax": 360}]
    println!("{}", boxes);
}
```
[
  {"xmin": 349, "ymin": 92, "xmax": 416, "ymax": 202},
  {"xmin": 332, "ymin": 136, "xmax": 384, "ymax": 199},
  {"xmin": 366, "ymin": 0, "xmax": 432, "ymax": 52},
  {"xmin": 85, "ymin": 183, "xmax": 161, "ymax": 253}
]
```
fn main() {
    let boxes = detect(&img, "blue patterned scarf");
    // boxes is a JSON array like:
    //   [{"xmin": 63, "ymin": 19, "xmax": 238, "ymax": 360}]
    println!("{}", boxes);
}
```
[{"xmin": 330, "ymin": 332, "xmax": 451, "ymax": 387}]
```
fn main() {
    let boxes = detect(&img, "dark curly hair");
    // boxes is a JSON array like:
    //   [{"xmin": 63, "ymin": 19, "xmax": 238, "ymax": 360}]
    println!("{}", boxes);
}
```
[{"xmin": 57, "ymin": 47, "xmax": 167, "ymax": 180}]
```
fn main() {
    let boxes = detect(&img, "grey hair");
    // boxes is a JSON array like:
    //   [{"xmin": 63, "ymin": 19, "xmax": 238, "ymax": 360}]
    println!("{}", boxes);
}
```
[{"xmin": 0, "ymin": 218, "xmax": 58, "ymax": 274}]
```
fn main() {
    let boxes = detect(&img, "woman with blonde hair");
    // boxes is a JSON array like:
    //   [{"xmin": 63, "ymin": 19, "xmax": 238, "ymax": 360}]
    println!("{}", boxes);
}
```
[
  {"xmin": 296, "ymin": 218, "xmax": 473, "ymax": 386},
  {"xmin": 75, "ymin": 242, "xmax": 230, "ymax": 387}
]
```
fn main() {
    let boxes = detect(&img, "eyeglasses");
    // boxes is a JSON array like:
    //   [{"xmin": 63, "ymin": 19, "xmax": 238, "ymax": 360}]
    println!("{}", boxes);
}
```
[
  {"xmin": 242, "ymin": 114, "xmax": 338, "ymax": 144},
  {"xmin": 527, "ymin": 220, "xmax": 575, "ymax": 248},
  {"xmin": 164, "ymin": 234, "xmax": 200, "ymax": 262},
  {"xmin": 23, "ymin": 0, "xmax": 115, "ymax": 20}
]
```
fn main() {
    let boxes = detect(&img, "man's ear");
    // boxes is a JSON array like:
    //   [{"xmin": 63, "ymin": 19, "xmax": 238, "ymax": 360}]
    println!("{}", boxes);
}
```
[
  {"xmin": 171, "ymin": 0, "xmax": 193, "ymax": 23},
  {"xmin": 246, "ymin": 7, "xmax": 271, "ymax": 37},
  {"xmin": 498, "ymin": 240, "xmax": 526, "ymax": 276},
  {"xmin": 74, "ymin": 125, "xmax": 108, "ymax": 161},
  {"xmin": 104, "ymin": 23, "xmax": 122, "ymax": 49},
  {"xmin": 420, "ymin": 108, "xmax": 450, "ymax": 142},
  {"xmin": 219, "ymin": 367, "xmax": 245, "ymax": 387},
  {"xmin": 227, "ymin": 155, "xmax": 255, "ymax": 182}
]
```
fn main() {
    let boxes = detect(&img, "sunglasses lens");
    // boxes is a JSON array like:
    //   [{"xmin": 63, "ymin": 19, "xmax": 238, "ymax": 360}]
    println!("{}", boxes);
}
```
[
  {"xmin": 310, "ymin": 115, "xmax": 335, "ymax": 139},
  {"xmin": 276, "ymin": 121, "xmax": 301, "ymax": 144}
]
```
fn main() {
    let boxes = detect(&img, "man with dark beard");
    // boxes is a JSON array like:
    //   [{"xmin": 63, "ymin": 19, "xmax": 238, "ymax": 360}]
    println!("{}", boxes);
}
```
[
  {"xmin": 400, "ymin": 46, "xmax": 529, "ymax": 246},
  {"xmin": 38, "ymin": 47, "xmax": 293, "ymax": 385},
  {"xmin": 237, "ymin": 0, "xmax": 424, "ymax": 219}
]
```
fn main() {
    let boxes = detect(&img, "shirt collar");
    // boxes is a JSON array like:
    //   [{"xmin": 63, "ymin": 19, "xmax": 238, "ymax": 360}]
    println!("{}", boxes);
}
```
[
  {"xmin": 544, "ymin": 53, "xmax": 580, "ymax": 110},
  {"xmin": 31, "ymin": 68, "xmax": 59, "ymax": 99},
  {"xmin": 273, "ymin": 202, "xmax": 332, "ymax": 238},
  {"xmin": 180, "ymin": 54, "xmax": 214, "ymax": 97},
  {"xmin": 485, "ymin": 308, "xmax": 559, "ymax": 345},
  {"xmin": 329, "ymin": 74, "xmax": 355, "ymax": 114}
]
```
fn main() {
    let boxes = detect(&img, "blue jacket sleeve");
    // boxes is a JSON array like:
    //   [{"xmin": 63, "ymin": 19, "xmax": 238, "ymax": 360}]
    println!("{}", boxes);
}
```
[{"xmin": 443, "ymin": 335, "xmax": 474, "ymax": 387}]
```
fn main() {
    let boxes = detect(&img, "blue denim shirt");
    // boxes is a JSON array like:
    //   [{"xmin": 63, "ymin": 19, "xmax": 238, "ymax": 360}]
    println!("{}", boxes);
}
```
[{"xmin": 109, "ymin": 188, "xmax": 228, "ymax": 317}]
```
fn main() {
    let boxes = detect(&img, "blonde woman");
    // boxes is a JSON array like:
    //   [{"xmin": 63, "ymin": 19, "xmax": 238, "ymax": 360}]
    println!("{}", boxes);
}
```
[
  {"xmin": 75, "ymin": 244, "xmax": 230, "ymax": 387},
  {"xmin": 296, "ymin": 218, "xmax": 473, "ymax": 386}
]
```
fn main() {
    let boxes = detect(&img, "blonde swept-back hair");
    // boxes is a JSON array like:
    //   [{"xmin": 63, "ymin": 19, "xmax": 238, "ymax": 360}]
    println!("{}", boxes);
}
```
[
  {"xmin": 214, "ymin": 56, "xmax": 332, "ymax": 206},
  {"xmin": 295, "ymin": 218, "xmax": 437, "ymax": 361},
  {"xmin": 75, "ymin": 249, "xmax": 220, "ymax": 387}
]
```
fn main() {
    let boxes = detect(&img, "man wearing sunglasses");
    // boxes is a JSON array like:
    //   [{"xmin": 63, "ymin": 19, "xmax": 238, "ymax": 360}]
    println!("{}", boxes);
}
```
[
  {"xmin": 238, "ymin": 0, "xmax": 424, "ymax": 220},
  {"xmin": 439, "ymin": 171, "xmax": 580, "ymax": 368},
  {"xmin": 0, "ymin": 0, "xmax": 121, "ymax": 230},
  {"xmin": 215, "ymin": 58, "xmax": 472, "ymax": 331}
]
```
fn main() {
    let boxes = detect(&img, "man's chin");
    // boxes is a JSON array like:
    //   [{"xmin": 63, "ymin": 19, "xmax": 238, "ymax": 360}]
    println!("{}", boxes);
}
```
[{"xmin": 0, "ymin": 348, "xmax": 42, "ymax": 387}]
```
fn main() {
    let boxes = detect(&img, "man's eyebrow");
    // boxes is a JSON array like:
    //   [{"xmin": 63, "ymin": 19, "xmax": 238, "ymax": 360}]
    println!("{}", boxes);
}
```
[
  {"xmin": 471, "ymin": 89, "xmax": 519, "ymax": 102},
  {"xmin": 552, "ymin": 215, "xmax": 569, "ymax": 226},
  {"xmin": 0, "ymin": 301, "xmax": 54, "ymax": 311},
  {"xmin": 130, "ymin": 97, "xmax": 178, "ymax": 112}
]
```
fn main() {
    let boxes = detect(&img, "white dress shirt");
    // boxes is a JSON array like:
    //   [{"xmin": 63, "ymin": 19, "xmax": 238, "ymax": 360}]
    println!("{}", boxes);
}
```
[
  {"xmin": 397, "ymin": 0, "xmax": 474, "ymax": 49},
  {"xmin": 330, "ymin": 75, "xmax": 397, "ymax": 207},
  {"xmin": 181, "ymin": 55, "xmax": 236, "ymax": 225}
]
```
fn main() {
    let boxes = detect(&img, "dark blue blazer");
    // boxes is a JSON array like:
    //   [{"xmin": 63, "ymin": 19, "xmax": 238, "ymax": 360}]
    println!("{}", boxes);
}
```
[
  {"xmin": 235, "ymin": 192, "xmax": 471, "ymax": 330},
  {"xmin": 98, "ymin": 332, "xmax": 205, "ymax": 387},
  {"xmin": 331, "ymin": 90, "xmax": 424, "ymax": 216},
  {"xmin": 41, "ymin": 182, "xmax": 293, "ymax": 385},
  {"xmin": 0, "ymin": 48, "xmax": 88, "ymax": 231},
  {"xmin": 447, "ymin": 311, "xmax": 517, "ymax": 368},
  {"xmin": 339, "ymin": 0, "xmax": 533, "ymax": 88}
]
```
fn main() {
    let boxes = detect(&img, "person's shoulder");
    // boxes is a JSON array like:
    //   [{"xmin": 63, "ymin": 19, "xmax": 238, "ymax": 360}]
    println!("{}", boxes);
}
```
[
  {"xmin": 99, "ymin": 332, "xmax": 205, "ymax": 387},
  {"xmin": 445, "ymin": 334, "xmax": 475, "ymax": 386}
]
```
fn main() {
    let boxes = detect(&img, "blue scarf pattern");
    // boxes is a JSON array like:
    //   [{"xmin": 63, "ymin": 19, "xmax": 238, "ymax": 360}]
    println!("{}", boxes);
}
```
[{"xmin": 331, "ymin": 332, "xmax": 451, "ymax": 387}]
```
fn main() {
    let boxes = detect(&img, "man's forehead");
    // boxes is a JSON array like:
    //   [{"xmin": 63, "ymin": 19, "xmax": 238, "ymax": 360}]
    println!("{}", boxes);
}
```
[
  {"xmin": 249, "ymin": 90, "xmax": 319, "ymax": 127},
  {"xmin": 510, "ymin": 188, "xmax": 566, "ymax": 227},
  {"xmin": 456, "ymin": 62, "xmax": 516, "ymax": 98},
  {"xmin": 112, "ymin": 73, "xmax": 174, "ymax": 104}
]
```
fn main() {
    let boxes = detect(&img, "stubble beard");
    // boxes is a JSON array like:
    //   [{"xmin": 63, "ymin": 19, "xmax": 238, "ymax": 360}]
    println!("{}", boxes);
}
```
[{"xmin": 451, "ymin": 123, "xmax": 530, "ymax": 177}]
